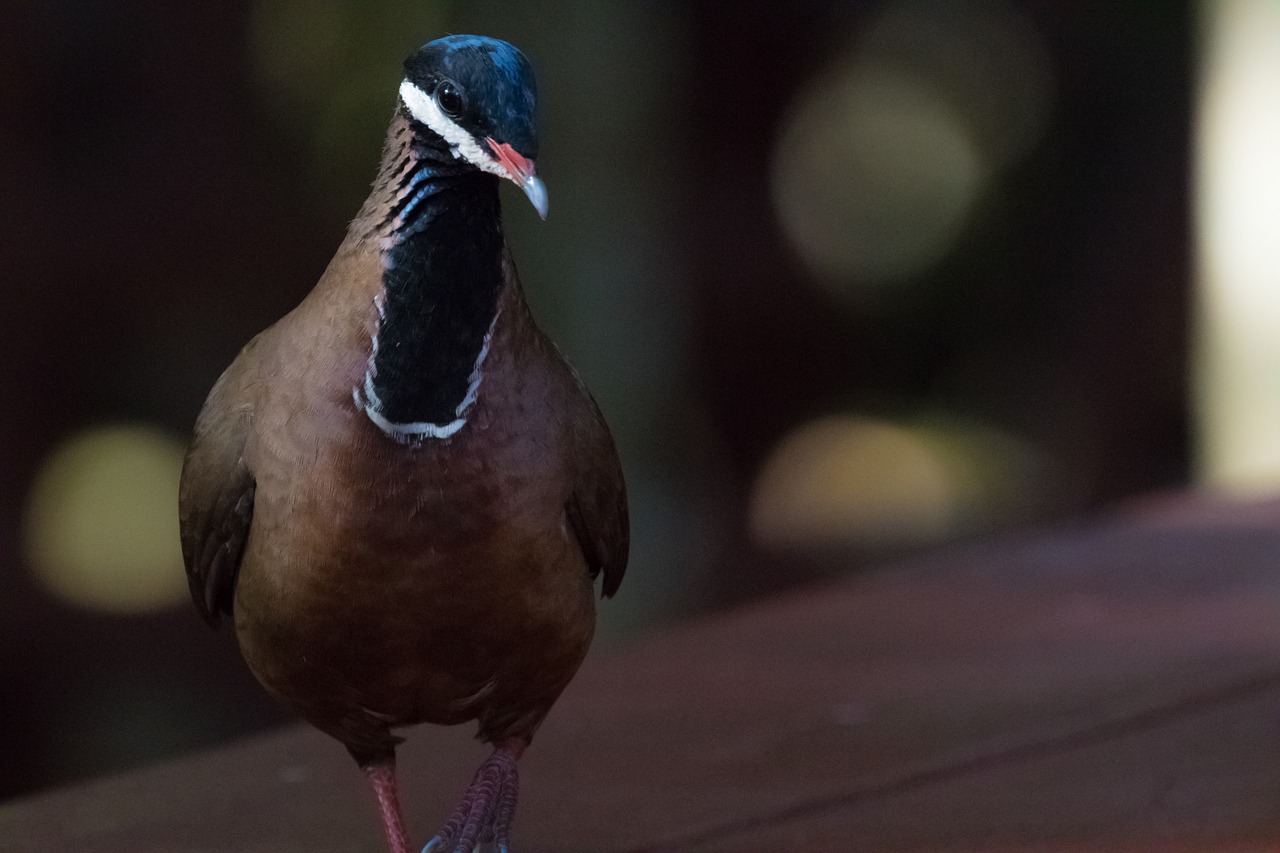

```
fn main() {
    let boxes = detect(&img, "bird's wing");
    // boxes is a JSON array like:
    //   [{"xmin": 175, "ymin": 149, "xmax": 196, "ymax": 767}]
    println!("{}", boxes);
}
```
[
  {"xmin": 566, "ymin": 392, "xmax": 630, "ymax": 599},
  {"xmin": 179, "ymin": 339, "xmax": 260, "ymax": 627}
]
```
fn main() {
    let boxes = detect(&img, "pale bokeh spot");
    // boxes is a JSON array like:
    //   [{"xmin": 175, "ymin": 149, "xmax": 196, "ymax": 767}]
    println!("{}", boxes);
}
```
[
  {"xmin": 773, "ymin": 66, "xmax": 984, "ymax": 288},
  {"xmin": 1195, "ymin": 0, "xmax": 1280, "ymax": 493},
  {"xmin": 24, "ymin": 425, "xmax": 188, "ymax": 614},
  {"xmin": 771, "ymin": 0, "xmax": 1052, "ymax": 298},
  {"xmin": 750, "ymin": 416, "xmax": 956, "ymax": 549},
  {"xmin": 749, "ymin": 415, "xmax": 1051, "ymax": 551}
]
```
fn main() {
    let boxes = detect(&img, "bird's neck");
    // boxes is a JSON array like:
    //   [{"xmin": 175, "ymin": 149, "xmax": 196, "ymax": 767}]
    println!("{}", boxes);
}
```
[{"xmin": 352, "ymin": 114, "xmax": 507, "ymax": 443}]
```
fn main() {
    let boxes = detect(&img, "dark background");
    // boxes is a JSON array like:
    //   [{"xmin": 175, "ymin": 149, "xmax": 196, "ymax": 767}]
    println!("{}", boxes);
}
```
[{"xmin": 0, "ymin": 1, "xmax": 1188, "ymax": 799}]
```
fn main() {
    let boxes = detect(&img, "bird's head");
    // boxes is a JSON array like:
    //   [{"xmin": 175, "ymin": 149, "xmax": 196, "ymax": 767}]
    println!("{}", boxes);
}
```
[{"xmin": 400, "ymin": 35, "xmax": 547, "ymax": 219}]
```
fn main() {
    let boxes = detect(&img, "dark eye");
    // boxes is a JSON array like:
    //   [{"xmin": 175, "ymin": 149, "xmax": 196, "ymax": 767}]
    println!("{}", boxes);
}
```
[{"xmin": 435, "ymin": 81, "xmax": 464, "ymax": 118}]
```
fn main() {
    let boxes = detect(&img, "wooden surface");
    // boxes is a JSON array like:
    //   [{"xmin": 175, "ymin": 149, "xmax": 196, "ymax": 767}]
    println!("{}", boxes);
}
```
[{"xmin": 3, "ymin": 492, "xmax": 1280, "ymax": 851}]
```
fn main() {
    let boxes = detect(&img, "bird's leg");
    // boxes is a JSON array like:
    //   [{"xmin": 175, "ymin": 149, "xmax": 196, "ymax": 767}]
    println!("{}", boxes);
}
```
[
  {"xmin": 424, "ymin": 738, "xmax": 526, "ymax": 853},
  {"xmin": 363, "ymin": 757, "xmax": 412, "ymax": 853}
]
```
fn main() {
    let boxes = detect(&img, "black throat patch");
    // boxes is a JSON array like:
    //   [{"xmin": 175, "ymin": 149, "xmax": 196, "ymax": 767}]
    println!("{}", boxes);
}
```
[{"xmin": 361, "ymin": 161, "xmax": 505, "ymax": 438}]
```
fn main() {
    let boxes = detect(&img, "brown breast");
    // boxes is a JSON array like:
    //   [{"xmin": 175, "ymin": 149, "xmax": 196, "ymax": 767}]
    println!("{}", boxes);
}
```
[{"xmin": 229, "ymin": 246, "xmax": 600, "ymax": 754}]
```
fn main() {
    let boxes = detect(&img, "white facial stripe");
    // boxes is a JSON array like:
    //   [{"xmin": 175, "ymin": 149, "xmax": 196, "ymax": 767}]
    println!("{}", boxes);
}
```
[{"xmin": 398, "ymin": 80, "xmax": 514, "ymax": 182}]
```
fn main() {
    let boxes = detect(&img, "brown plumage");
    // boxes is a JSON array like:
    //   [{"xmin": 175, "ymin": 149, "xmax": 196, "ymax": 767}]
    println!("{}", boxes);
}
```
[{"xmin": 179, "ymin": 35, "xmax": 627, "ymax": 853}]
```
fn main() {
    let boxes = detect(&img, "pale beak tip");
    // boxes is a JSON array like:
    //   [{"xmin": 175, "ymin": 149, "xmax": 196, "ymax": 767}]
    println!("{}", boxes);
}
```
[{"xmin": 522, "ymin": 175, "xmax": 549, "ymax": 220}]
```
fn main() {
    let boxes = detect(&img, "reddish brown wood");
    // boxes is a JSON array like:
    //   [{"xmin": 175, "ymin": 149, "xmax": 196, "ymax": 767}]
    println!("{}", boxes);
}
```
[{"xmin": 2, "ymin": 493, "xmax": 1279, "ymax": 851}]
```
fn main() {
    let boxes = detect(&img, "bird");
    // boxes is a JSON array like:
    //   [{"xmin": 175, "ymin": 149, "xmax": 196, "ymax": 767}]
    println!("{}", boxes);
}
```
[{"xmin": 179, "ymin": 34, "xmax": 628, "ymax": 853}]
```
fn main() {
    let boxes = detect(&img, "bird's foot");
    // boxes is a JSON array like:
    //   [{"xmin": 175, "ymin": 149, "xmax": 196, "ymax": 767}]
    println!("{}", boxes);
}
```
[{"xmin": 423, "ymin": 741, "xmax": 523, "ymax": 853}]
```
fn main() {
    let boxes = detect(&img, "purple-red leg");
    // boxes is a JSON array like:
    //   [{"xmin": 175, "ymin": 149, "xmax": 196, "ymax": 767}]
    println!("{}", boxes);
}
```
[
  {"xmin": 363, "ymin": 758, "xmax": 412, "ymax": 853},
  {"xmin": 424, "ymin": 739, "xmax": 526, "ymax": 853}
]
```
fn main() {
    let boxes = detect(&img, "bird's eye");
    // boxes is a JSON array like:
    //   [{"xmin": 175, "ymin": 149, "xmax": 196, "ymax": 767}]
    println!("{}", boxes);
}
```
[{"xmin": 436, "ymin": 81, "xmax": 464, "ymax": 118}]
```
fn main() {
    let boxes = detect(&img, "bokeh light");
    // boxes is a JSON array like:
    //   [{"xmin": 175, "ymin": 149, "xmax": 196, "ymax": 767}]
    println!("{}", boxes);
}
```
[
  {"xmin": 860, "ymin": 0, "xmax": 1052, "ymax": 171},
  {"xmin": 751, "ymin": 416, "xmax": 955, "ymax": 549},
  {"xmin": 1195, "ymin": 0, "xmax": 1280, "ymax": 493},
  {"xmin": 23, "ymin": 425, "xmax": 188, "ymax": 614},
  {"xmin": 771, "ymin": 0, "xmax": 1051, "ymax": 298},
  {"xmin": 773, "ymin": 65, "xmax": 983, "ymax": 287},
  {"xmin": 749, "ymin": 415, "xmax": 1050, "ymax": 552}
]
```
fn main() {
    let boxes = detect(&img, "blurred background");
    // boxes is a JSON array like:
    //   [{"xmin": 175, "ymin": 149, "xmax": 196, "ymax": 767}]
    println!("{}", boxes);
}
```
[{"xmin": 2, "ymin": 0, "xmax": 1274, "ymax": 802}]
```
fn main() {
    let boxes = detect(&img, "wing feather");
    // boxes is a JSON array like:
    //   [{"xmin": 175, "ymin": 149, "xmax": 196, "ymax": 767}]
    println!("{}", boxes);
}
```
[
  {"xmin": 565, "ymin": 393, "xmax": 629, "ymax": 598},
  {"xmin": 179, "ymin": 342, "xmax": 260, "ymax": 626}
]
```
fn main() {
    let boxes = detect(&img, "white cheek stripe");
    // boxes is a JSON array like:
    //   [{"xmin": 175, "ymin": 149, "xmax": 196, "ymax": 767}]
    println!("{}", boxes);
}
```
[
  {"xmin": 399, "ymin": 80, "xmax": 515, "ymax": 182},
  {"xmin": 354, "ymin": 304, "xmax": 502, "ymax": 444}
]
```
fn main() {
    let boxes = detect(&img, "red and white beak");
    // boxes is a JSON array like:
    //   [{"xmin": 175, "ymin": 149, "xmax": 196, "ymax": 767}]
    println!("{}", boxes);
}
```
[{"xmin": 486, "ymin": 138, "xmax": 548, "ymax": 220}]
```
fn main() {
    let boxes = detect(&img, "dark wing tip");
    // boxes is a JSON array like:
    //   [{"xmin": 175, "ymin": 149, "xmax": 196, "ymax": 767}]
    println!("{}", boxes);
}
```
[
  {"xmin": 600, "ymin": 518, "xmax": 629, "ymax": 600},
  {"xmin": 183, "ymin": 478, "xmax": 255, "ymax": 630}
]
